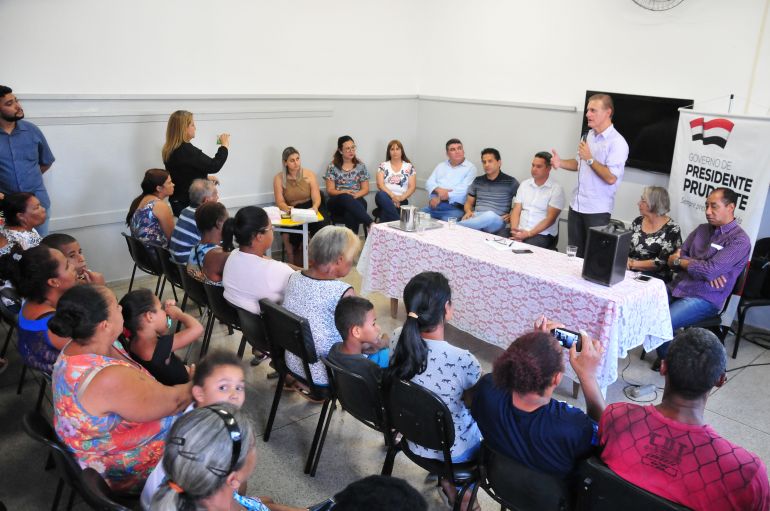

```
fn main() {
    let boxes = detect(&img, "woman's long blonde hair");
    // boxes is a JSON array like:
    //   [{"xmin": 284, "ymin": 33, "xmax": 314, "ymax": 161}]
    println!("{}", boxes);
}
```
[{"xmin": 162, "ymin": 110, "xmax": 193, "ymax": 163}]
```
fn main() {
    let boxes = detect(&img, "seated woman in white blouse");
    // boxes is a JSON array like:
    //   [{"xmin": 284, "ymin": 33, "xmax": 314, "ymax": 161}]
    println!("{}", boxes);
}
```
[
  {"xmin": 222, "ymin": 206, "xmax": 297, "ymax": 363},
  {"xmin": 374, "ymin": 140, "xmax": 417, "ymax": 222}
]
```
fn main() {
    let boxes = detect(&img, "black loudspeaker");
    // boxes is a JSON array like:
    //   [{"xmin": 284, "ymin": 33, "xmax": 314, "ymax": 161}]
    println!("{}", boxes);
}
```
[{"xmin": 582, "ymin": 225, "xmax": 632, "ymax": 286}]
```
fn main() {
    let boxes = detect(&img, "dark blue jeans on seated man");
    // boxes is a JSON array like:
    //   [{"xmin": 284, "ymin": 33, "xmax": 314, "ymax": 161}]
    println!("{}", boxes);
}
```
[
  {"xmin": 374, "ymin": 191, "xmax": 408, "ymax": 222},
  {"xmin": 423, "ymin": 199, "xmax": 464, "ymax": 221},
  {"xmin": 327, "ymin": 194, "xmax": 372, "ymax": 235},
  {"xmin": 656, "ymin": 295, "xmax": 719, "ymax": 359}
]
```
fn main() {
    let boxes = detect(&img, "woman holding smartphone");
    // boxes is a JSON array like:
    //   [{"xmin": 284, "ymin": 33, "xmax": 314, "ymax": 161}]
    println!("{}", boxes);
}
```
[{"xmin": 162, "ymin": 110, "xmax": 230, "ymax": 216}]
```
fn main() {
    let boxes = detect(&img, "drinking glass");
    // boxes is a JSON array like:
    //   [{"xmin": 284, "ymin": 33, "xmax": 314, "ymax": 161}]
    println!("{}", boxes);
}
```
[
  {"xmin": 417, "ymin": 212, "xmax": 430, "ymax": 232},
  {"xmin": 566, "ymin": 245, "xmax": 578, "ymax": 258}
]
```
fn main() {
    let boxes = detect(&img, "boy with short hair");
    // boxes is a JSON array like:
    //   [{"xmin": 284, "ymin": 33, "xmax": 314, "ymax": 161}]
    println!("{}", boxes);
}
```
[
  {"xmin": 329, "ymin": 296, "xmax": 389, "ymax": 386},
  {"xmin": 41, "ymin": 233, "xmax": 105, "ymax": 284}
]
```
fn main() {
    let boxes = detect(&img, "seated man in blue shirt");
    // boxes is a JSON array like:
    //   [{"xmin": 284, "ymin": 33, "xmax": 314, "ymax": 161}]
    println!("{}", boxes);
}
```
[
  {"xmin": 471, "ymin": 318, "xmax": 605, "ymax": 479},
  {"xmin": 458, "ymin": 148, "xmax": 519, "ymax": 234},
  {"xmin": 167, "ymin": 179, "xmax": 219, "ymax": 263},
  {"xmin": 423, "ymin": 138, "xmax": 477, "ymax": 221}
]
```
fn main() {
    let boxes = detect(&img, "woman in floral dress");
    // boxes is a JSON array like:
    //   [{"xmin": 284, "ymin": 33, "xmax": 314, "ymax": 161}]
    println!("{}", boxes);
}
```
[
  {"xmin": 51, "ymin": 285, "xmax": 193, "ymax": 493},
  {"xmin": 627, "ymin": 186, "xmax": 682, "ymax": 282}
]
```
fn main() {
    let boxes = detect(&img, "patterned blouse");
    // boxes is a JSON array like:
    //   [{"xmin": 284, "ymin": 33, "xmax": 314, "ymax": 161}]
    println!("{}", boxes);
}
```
[
  {"xmin": 377, "ymin": 161, "xmax": 415, "ymax": 196},
  {"xmin": 187, "ymin": 242, "xmax": 222, "ymax": 286},
  {"xmin": 0, "ymin": 227, "xmax": 42, "ymax": 250},
  {"xmin": 628, "ymin": 216, "xmax": 683, "ymax": 281},
  {"xmin": 233, "ymin": 491, "xmax": 270, "ymax": 510},
  {"xmin": 325, "ymin": 163, "xmax": 370, "ymax": 192},
  {"xmin": 408, "ymin": 339, "xmax": 482, "ymax": 462},
  {"xmin": 53, "ymin": 341, "xmax": 177, "ymax": 493},
  {"xmin": 281, "ymin": 271, "xmax": 351, "ymax": 385},
  {"xmin": 130, "ymin": 199, "xmax": 168, "ymax": 248}
]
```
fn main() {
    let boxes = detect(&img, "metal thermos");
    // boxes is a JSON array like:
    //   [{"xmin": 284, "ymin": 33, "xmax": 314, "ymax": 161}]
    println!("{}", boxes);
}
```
[{"xmin": 400, "ymin": 205, "xmax": 418, "ymax": 231}]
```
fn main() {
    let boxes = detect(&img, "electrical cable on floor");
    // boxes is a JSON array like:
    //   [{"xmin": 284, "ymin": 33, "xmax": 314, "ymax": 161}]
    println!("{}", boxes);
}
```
[
  {"xmin": 726, "ymin": 362, "xmax": 770, "ymax": 372},
  {"xmin": 620, "ymin": 354, "xmax": 662, "ymax": 403},
  {"xmin": 724, "ymin": 330, "xmax": 770, "ymax": 371},
  {"xmin": 742, "ymin": 331, "xmax": 770, "ymax": 350}
]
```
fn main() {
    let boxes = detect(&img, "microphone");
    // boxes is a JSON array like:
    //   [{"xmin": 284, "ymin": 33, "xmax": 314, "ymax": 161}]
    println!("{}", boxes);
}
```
[{"xmin": 576, "ymin": 129, "xmax": 589, "ymax": 213}]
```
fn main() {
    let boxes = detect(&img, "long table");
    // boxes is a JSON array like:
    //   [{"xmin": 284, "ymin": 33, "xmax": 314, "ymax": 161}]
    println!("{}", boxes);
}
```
[{"xmin": 357, "ymin": 221, "xmax": 673, "ymax": 389}]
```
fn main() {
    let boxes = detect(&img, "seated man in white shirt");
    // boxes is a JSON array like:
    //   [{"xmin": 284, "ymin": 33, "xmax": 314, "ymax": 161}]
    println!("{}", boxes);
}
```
[
  {"xmin": 423, "ymin": 138, "xmax": 477, "ymax": 221},
  {"xmin": 509, "ymin": 151, "xmax": 565, "ymax": 248}
]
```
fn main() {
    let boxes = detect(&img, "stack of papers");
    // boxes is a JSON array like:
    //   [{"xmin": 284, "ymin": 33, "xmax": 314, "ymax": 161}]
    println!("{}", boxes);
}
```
[
  {"xmin": 263, "ymin": 206, "xmax": 283, "ymax": 223},
  {"xmin": 291, "ymin": 208, "xmax": 320, "ymax": 223}
]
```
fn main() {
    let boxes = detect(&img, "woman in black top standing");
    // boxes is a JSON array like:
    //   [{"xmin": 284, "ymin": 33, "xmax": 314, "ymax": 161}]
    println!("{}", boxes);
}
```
[{"xmin": 162, "ymin": 110, "xmax": 230, "ymax": 216}]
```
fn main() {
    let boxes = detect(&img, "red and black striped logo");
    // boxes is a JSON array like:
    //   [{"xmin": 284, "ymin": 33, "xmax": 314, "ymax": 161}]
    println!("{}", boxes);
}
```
[{"xmin": 689, "ymin": 118, "xmax": 734, "ymax": 148}]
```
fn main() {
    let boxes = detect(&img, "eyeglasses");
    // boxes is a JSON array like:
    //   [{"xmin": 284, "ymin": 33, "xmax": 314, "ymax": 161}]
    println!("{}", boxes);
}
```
[
  {"xmin": 487, "ymin": 237, "xmax": 514, "ymax": 247},
  {"xmin": 168, "ymin": 405, "xmax": 243, "ymax": 478},
  {"xmin": 342, "ymin": 145, "xmax": 356, "ymax": 152}
]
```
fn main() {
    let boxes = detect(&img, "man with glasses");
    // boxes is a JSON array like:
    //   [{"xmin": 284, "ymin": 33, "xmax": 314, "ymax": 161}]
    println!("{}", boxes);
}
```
[
  {"xmin": 0, "ymin": 85, "xmax": 55, "ymax": 235},
  {"xmin": 551, "ymin": 94, "xmax": 628, "ymax": 258},
  {"xmin": 509, "ymin": 151, "xmax": 566, "ymax": 248},
  {"xmin": 423, "ymin": 138, "xmax": 477, "ymax": 221}
]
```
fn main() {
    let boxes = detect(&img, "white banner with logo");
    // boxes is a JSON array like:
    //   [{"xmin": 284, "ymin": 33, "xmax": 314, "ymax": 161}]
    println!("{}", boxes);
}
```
[{"xmin": 669, "ymin": 109, "xmax": 770, "ymax": 245}]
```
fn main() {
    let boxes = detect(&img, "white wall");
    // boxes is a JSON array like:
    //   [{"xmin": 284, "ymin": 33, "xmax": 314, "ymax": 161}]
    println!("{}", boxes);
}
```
[
  {"xmin": 25, "ymin": 96, "xmax": 417, "ymax": 281},
  {"xmin": 417, "ymin": 0, "xmax": 770, "ymax": 116},
  {"xmin": 2, "ymin": 0, "xmax": 420, "ymax": 95}
]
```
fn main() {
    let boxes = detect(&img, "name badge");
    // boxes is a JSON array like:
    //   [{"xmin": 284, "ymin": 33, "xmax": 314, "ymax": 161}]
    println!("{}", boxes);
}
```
[{"xmin": 711, "ymin": 243, "xmax": 724, "ymax": 251}]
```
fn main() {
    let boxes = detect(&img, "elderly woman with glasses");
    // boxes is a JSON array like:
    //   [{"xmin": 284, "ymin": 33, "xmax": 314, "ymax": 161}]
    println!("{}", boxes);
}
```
[
  {"xmin": 627, "ymin": 186, "xmax": 682, "ymax": 282},
  {"xmin": 325, "ymin": 135, "xmax": 373, "ymax": 235}
]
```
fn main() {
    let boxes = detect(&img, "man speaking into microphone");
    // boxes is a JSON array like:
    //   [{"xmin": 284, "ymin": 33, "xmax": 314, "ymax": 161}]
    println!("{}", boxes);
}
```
[{"xmin": 551, "ymin": 94, "xmax": 629, "ymax": 258}]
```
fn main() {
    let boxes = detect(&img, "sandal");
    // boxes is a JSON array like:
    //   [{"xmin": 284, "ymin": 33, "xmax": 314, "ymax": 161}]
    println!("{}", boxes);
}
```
[
  {"xmin": 250, "ymin": 352, "xmax": 269, "ymax": 366},
  {"xmin": 297, "ymin": 387, "xmax": 325, "ymax": 404}
]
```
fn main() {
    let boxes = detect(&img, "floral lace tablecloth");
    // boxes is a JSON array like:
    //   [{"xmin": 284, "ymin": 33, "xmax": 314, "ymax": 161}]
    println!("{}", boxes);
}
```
[{"xmin": 358, "ymin": 222, "xmax": 673, "ymax": 388}]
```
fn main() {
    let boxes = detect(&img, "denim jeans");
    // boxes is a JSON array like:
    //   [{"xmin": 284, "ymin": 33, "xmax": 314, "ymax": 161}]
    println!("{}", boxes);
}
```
[
  {"xmin": 656, "ymin": 296, "xmax": 719, "ymax": 358},
  {"xmin": 374, "ymin": 191, "xmax": 408, "ymax": 222},
  {"xmin": 458, "ymin": 210, "xmax": 505, "ymax": 233},
  {"xmin": 327, "ymin": 194, "xmax": 372, "ymax": 234},
  {"xmin": 423, "ymin": 201, "xmax": 464, "ymax": 221}
]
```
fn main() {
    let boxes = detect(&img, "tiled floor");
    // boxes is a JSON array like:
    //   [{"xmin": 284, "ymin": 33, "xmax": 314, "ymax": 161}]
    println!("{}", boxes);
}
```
[{"xmin": 1, "ymin": 266, "xmax": 769, "ymax": 510}]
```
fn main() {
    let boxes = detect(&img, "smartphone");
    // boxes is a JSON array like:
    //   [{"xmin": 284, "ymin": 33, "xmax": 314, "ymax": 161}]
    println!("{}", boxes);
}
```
[
  {"xmin": 551, "ymin": 328, "xmax": 582, "ymax": 352},
  {"xmin": 634, "ymin": 274, "xmax": 652, "ymax": 282},
  {"xmin": 512, "ymin": 249, "xmax": 534, "ymax": 254}
]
